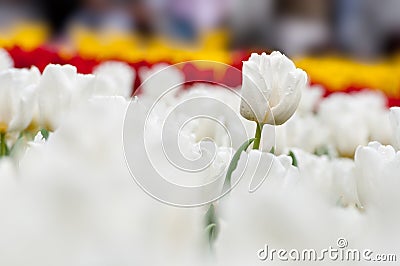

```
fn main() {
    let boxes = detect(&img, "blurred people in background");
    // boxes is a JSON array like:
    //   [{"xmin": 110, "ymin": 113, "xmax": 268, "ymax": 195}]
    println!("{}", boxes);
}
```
[
  {"xmin": 67, "ymin": 0, "xmax": 132, "ymax": 33},
  {"xmin": 227, "ymin": 0, "xmax": 274, "ymax": 49},
  {"xmin": 273, "ymin": 0, "xmax": 333, "ymax": 56},
  {"xmin": 0, "ymin": 0, "xmax": 42, "ymax": 26},
  {"xmin": 335, "ymin": 0, "xmax": 400, "ymax": 58},
  {"xmin": 38, "ymin": 0, "xmax": 79, "ymax": 34},
  {"xmin": 148, "ymin": 0, "xmax": 228, "ymax": 41}
]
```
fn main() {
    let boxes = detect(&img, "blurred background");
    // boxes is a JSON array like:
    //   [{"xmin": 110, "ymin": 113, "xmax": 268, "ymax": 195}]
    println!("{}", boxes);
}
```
[{"xmin": 0, "ymin": 0, "xmax": 399, "ymax": 59}]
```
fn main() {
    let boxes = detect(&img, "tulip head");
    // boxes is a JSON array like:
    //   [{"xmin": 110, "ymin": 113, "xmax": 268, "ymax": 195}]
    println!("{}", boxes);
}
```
[{"xmin": 240, "ymin": 51, "xmax": 307, "ymax": 125}]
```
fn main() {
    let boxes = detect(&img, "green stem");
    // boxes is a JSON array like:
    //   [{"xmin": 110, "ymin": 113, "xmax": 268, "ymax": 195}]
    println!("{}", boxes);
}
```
[
  {"xmin": 0, "ymin": 132, "xmax": 7, "ymax": 157},
  {"xmin": 252, "ymin": 122, "xmax": 263, "ymax": 150},
  {"xmin": 205, "ymin": 204, "xmax": 218, "ymax": 249}
]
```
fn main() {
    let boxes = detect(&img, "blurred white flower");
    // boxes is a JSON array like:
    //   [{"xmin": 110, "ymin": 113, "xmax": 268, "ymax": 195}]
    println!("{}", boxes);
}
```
[
  {"xmin": 291, "ymin": 148, "xmax": 359, "ymax": 206},
  {"xmin": 2, "ymin": 61, "xmax": 400, "ymax": 265},
  {"xmin": 318, "ymin": 91, "xmax": 391, "ymax": 157},
  {"xmin": 173, "ymin": 83, "xmax": 253, "ymax": 149},
  {"xmin": 13, "ymin": 96, "xmax": 205, "ymax": 266},
  {"xmin": 355, "ymin": 91, "xmax": 392, "ymax": 144},
  {"xmin": 297, "ymin": 84, "xmax": 324, "ymax": 115},
  {"xmin": 354, "ymin": 141, "xmax": 400, "ymax": 209},
  {"xmin": 319, "ymin": 93, "xmax": 368, "ymax": 157},
  {"xmin": 216, "ymin": 148, "xmax": 366, "ymax": 266},
  {"xmin": 0, "ymin": 67, "xmax": 40, "ymax": 133},
  {"xmin": 389, "ymin": 107, "xmax": 400, "ymax": 149},
  {"xmin": 330, "ymin": 158, "xmax": 360, "ymax": 207},
  {"xmin": 93, "ymin": 61, "xmax": 135, "ymax": 98},
  {"xmin": 216, "ymin": 149, "xmax": 349, "ymax": 266},
  {"xmin": 353, "ymin": 141, "xmax": 400, "ymax": 254},
  {"xmin": 139, "ymin": 63, "xmax": 185, "ymax": 104},
  {"xmin": 0, "ymin": 157, "xmax": 17, "ymax": 178},
  {"xmin": 0, "ymin": 48, "xmax": 13, "ymax": 71},
  {"xmin": 283, "ymin": 113, "xmax": 330, "ymax": 154},
  {"xmin": 36, "ymin": 64, "xmax": 93, "ymax": 131},
  {"xmin": 240, "ymin": 51, "xmax": 307, "ymax": 125}
]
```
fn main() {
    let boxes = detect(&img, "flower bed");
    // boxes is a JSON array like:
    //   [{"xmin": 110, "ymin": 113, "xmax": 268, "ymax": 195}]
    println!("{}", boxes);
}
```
[{"xmin": 0, "ymin": 44, "xmax": 399, "ymax": 265}]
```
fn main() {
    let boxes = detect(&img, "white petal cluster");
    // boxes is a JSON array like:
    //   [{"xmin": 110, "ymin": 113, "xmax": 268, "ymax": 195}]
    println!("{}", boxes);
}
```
[
  {"xmin": 259, "ymin": 89, "xmax": 393, "ymax": 157},
  {"xmin": 240, "ymin": 51, "xmax": 307, "ymax": 125},
  {"xmin": 0, "ymin": 67, "xmax": 40, "ymax": 132},
  {"xmin": 93, "ymin": 61, "xmax": 135, "ymax": 98},
  {"xmin": 1, "ymin": 97, "xmax": 203, "ymax": 266},
  {"xmin": 319, "ymin": 91, "xmax": 392, "ymax": 156},
  {"xmin": 139, "ymin": 63, "xmax": 185, "ymax": 104},
  {"xmin": 37, "ymin": 62, "xmax": 136, "ymax": 130},
  {"xmin": 0, "ymin": 53, "xmax": 136, "ymax": 157}
]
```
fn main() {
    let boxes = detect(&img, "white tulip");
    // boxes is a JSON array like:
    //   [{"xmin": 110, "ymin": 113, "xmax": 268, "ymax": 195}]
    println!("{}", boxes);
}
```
[
  {"xmin": 36, "ymin": 64, "xmax": 90, "ymax": 131},
  {"xmin": 139, "ymin": 63, "xmax": 184, "ymax": 104},
  {"xmin": 354, "ymin": 141, "xmax": 400, "ymax": 217},
  {"xmin": 240, "ymin": 51, "xmax": 307, "ymax": 125},
  {"xmin": 0, "ymin": 67, "xmax": 40, "ymax": 133},
  {"xmin": 319, "ymin": 91, "xmax": 392, "ymax": 157},
  {"xmin": 389, "ymin": 107, "xmax": 400, "ymax": 149},
  {"xmin": 93, "ymin": 61, "xmax": 135, "ymax": 98},
  {"xmin": 0, "ymin": 48, "xmax": 13, "ymax": 71},
  {"xmin": 297, "ymin": 84, "xmax": 324, "ymax": 115}
]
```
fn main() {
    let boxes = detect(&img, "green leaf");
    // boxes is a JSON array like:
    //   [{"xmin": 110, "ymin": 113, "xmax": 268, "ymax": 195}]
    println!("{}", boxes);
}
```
[
  {"xmin": 269, "ymin": 146, "xmax": 275, "ymax": 154},
  {"xmin": 224, "ymin": 138, "xmax": 255, "ymax": 189},
  {"xmin": 288, "ymin": 150, "xmax": 298, "ymax": 167},
  {"xmin": 40, "ymin": 129, "xmax": 50, "ymax": 140},
  {"xmin": 314, "ymin": 145, "xmax": 331, "ymax": 158},
  {"xmin": 205, "ymin": 223, "xmax": 217, "ymax": 243},
  {"xmin": 205, "ymin": 204, "xmax": 216, "ymax": 224},
  {"xmin": 0, "ymin": 133, "xmax": 7, "ymax": 157}
]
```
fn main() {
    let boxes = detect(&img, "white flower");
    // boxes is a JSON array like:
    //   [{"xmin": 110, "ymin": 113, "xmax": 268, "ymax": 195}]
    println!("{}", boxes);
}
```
[
  {"xmin": 139, "ymin": 63, "xmax": 184, "ymax": 104},
  {"xmin": 355, "ymin": 91, "xmax": 392, "ymax": 144},
  {"xmin": 0, "ymin": 67, "xmax": 40, "ymax": 133},
  {"xmin": 93, "ymin": 61, "xmax": 135, "ymax": 98},
  {"xmin": 14, "ymin": 96, "xmax": 204, "ymax": 266},
  {"xmin": 297, "ymin": 84, "xmax": 324, "ymax": 115},
  {"xmin": 36, "ymin": 64, "xmax": 92, "ymax": 130},
  {"xmin": 215, "ymin": 149, "xmax": 363, "ymax": 265},
  {"xmin": 353, "ymin": 142, "xmax": 400, "ymax": 253},
  {"xmin": 240, "ymin": 51, "xmax": 307, "ymax": 125},
  {"xmin": 318, "ymin": 91, "xmax": 392, "ymax": 157},
  {"xmin": 0, "ymin": 48, "xmax": 13, "ymax": 71},
  {"xmin": 173, "ymin": 83, "xmax": 254, "ymax": 149},
  {"xmin": 354, "ymin": 141, "xmax": 400, "ymax": 209},
  {"xmin": 389, "ymin": 107, "xmax": 400, "ymax": 149}
]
